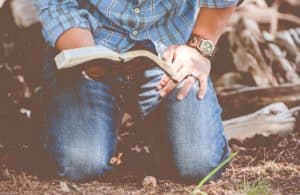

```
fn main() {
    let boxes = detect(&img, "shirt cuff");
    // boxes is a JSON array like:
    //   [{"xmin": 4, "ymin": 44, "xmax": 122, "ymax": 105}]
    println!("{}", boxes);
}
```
[{"xmin": 198, "ymin": 0, "xmax": 239, "ymax": 8}]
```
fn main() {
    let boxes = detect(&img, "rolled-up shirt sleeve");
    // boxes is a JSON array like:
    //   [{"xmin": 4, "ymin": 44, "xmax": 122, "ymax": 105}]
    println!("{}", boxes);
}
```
[
  {"xmin": 34, "ymin": 0, "xmax": 98, "ymax": 47},
  {"xmin": 198, "ymin": 0, "xmax": 239, "ymax": 8}
]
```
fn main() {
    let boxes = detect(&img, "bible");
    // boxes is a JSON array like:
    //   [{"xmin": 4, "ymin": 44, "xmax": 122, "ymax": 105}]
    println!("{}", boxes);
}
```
[{"xmin": 54, "ymin": 46, "xmax": 176, "ymax": 80}]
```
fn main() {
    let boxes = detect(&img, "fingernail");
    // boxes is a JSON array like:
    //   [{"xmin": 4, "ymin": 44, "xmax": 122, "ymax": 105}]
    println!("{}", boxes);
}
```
[
  {"xmin": 160, "ymin": 91, "xmax": 166, "ymax": 97},
  {"xmin": 177, "ymin": 95, "xmax": 183, "ymax": 100},
  {"xmin": 198, "ymin": 95, "xmax": 203, "ymax": 100},
  {"xmin": 157, "ymin": 85, "xmax": 162, "ymax": 90}
]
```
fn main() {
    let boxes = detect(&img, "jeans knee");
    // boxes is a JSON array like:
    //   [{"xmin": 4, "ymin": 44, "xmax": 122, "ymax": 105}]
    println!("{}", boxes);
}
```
[
  {"xmin": 58, "ymin": 150, "xmax": 110, "ymax": 181},
  {"xmin": 174, "ymin": 148, "xmax": 228, "ymax": 181},
  {"xmin": 176, "ymin": 159, "xmax": 214, "ymax": 181}
]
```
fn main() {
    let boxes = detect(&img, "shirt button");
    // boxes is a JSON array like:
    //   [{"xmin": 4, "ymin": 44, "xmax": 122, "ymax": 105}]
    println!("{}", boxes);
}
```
[
  {"xmin": 134, "ymin": 7, "xmax": 141, "ymax": 14},
  {"xmin": 132, "ymin": 30, "xmax": 138, "ymax": 36}
]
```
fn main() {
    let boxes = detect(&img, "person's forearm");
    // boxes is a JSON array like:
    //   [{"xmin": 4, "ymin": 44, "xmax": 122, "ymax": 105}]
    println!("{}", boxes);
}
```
[
  {"xmin": 56, "ymin": 28, "xmax": 95, "ymax": 51},
  {"xmin": 192, "ymin": 7, "xmax": 235, "ymax": 44}
]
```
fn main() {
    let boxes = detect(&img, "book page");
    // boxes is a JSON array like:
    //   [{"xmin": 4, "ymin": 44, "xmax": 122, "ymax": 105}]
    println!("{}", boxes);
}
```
[
  {"xmin": 55, "ymin": 46, "xmax": 121, "ymax": 69},
  {"xmin": 120, "ymin": 50, "xmax": 175, "ymax": 78}
]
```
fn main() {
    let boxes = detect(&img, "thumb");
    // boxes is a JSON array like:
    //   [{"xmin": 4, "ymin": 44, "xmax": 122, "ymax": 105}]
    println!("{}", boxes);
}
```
[{"xmin": 163, "ymin": 45, "xmax": 177, "ymax": 63}]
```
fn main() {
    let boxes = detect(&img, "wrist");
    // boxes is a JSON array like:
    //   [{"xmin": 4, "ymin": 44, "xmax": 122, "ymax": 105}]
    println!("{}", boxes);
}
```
[
  {"xmin": 186, "ymin": 34, "xmax": 216, "ymax": 60},
  {"xmin": 191, "ymin": 32, "xmax": 218, "ymax": 45}
]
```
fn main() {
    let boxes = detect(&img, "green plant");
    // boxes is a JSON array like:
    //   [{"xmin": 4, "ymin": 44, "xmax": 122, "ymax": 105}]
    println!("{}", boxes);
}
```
[
  {"xmin": 238, "ymin": 181, "xmax": 270, "ymax": 195},
  {"xmin": 190, "ymin": 152, "xmax": 238, "ymax": 195}
]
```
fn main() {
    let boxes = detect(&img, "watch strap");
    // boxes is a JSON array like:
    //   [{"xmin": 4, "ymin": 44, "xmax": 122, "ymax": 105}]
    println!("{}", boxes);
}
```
[{"xmin": 187, "ymin": 34, "xmax": 216, "ymax": 60}]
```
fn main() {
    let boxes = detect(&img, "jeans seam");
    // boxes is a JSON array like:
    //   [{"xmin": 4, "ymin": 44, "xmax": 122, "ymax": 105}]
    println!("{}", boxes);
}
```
[
  {"xmin": 133, "ymin": 76, "xmax": 147, "ymax": 120},
  {"xmin": 136, "ymin": 99, "xmax": 146, "ymax": 120},
  {"xmin": 213, "ymin": 104, "xmax": 230, "ymax": 164}
]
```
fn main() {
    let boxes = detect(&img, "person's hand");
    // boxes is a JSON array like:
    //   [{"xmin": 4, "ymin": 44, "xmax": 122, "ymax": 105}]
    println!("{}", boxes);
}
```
[{"xmin": 157, "ymin": 45, "xmax": 211, "ymax": 100}]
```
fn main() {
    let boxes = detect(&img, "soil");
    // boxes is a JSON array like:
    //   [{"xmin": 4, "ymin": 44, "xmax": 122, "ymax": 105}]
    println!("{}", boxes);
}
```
[{"xmin": 0, "ymin": 127, "xmax": 299, "ymax": 195}]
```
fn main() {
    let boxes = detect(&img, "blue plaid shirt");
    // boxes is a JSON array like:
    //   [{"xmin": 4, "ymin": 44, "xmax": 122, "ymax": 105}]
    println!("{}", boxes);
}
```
[{"xmin": 34, "ymin": 0, "xmax": 238, "ymax": 52}]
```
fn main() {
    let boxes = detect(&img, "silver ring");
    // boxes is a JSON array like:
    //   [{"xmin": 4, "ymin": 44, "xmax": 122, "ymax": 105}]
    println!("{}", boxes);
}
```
[
  {"xmin": 186, "ymin": 74, "xmax": 201, "ymax": 87},
  {"xmin": 186, "ymin": 73, "xmax": 198, "ymax": 80}
]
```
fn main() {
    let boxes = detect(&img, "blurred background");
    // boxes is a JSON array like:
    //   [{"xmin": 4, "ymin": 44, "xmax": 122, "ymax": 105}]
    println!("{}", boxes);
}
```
[{"xmin": 0, "ymin": 0, "xmax": 299, "ymax": 194}]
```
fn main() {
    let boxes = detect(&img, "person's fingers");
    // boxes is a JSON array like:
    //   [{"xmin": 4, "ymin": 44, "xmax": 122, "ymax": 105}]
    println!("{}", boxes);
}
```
[
  {"xmin": 176, "ymin": 76, "xmax": 195, "ymax": 100},
  {"xmin": 160, "ymin": 67, "xmax": 188, "ymax": 97},
  {"xmin": 157, "ymin": 57, "xmax": 182, "ymax": 90},
  {"xmin": 172, "ymin": 63, "xmax": 189, "ymax": 83},
  {"xmin": 158, "ymin": 46, "xmax": 178, "ymax": 90},
  {"xmin": 197, "ymin": 75, "xmax": 208, "ymax": 100},
  {"xmin": 157, "ymin": 74, "xmax": 170, "ymax": 90},
  {"xmin": 160, "ymin": 79, "xmax": 177, "ymax": 97}
]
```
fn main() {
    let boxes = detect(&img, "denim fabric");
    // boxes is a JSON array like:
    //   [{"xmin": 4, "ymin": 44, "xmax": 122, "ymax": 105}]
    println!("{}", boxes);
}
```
[{"xmin": 42, "ymin": 47, "xmax": 229, "ymax": 181}]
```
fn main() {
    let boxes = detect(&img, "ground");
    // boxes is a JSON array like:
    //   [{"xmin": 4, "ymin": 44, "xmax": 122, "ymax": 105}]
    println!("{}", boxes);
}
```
[{"xmin": 0, "ymin": 129, "xmax": 299, "ymax": 194}]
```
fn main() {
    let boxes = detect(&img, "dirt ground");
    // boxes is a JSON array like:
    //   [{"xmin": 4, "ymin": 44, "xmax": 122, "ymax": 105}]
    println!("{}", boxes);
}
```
[{"xmin": 0, "ymin": 128, "xmax": 299, "ymax": 195}]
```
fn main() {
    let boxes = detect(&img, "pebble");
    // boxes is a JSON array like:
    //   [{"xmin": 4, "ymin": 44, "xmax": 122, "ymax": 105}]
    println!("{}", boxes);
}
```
[{"xmin": 142, "ymin": 176, "xmax": 157, "ymax": 188}]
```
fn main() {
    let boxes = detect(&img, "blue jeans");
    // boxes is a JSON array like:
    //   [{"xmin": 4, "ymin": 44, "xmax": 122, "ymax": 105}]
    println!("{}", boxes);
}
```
[{"xmin": 42, "ymin": 47, "xmax": 229, "ymax": 181}]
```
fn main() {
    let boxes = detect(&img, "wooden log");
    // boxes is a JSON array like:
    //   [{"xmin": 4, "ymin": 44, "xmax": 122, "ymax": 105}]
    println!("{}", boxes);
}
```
[
  {"xmin": 223, "ymin": 102, "xmax": 298, "ymax": 141},
  {"xmin": 0, "ymin": 0, "xmax": 6, "ymax": 8},
  {"xmin": 218, "ymin": 83, "xmax": 300, "ymax": 119},
  {"xmin": 289, "ymin": 28, "xmax": 300, "ymax": 45},
  {"xmin": 266, "ymin": 43, "xmax": 300, "ymax": 83},
  {"xmin": 10, "ymin": 0, "xmax": 39, "ymax": 28},
  {"xmin": 273, "ymin": 34, "xmax": 298, "ymax": 63},
  {"xmin": 284, "ymin": 0, "xmax": 300, "ymax": 7},
  {"xmin": 228, "ymin": 18, "xmax": 278, "ymax": 86},
  {"xmin": 276, "ymin": 29, "xmax": 299, "ymax": 48},
  {"xmin": 230, "ymin": 2, "xmax": 300, "ymax": 27},
  {"xmin": 263, "ymin": 29, "xmax": 300, "ymax": 75},
  {"xmin": 270, "ymin": 0, "xmax": 280, "ymax": 35},
  {"xmin": 214, "ymin": 72, "xmax": 246, "ymax": 93}
]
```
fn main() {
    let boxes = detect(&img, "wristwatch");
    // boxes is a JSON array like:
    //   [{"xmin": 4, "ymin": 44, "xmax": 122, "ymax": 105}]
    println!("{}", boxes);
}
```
[{"xmin": 187, "ymin": 34, "xmax": 216, "ymax": 60}]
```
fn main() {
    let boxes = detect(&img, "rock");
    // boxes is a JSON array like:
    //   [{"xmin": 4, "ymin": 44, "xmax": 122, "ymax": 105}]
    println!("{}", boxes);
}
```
[
  {"xmin": 59, "ymin": 181, "xmax": 70, "ymax": 193},
  {"xmin": 0, "ymin": 0, "xmax": 6, "ymax": 8},
  {"xmin": 110, "ymin": 153, "xmax": 123, "ymax": 166},
  {"xmin": 10, "ymin": 0, "xmax": 39, "ymax": 28},
  {"xmin": 142, "ymin": 176, "xmax": 157, "ymax": 188}
]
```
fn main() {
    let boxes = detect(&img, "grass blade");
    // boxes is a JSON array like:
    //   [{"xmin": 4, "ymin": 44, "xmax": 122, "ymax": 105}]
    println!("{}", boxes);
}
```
[{"xmin": 191, "ymin": 152, "xmax": 238, "ymax": 195}]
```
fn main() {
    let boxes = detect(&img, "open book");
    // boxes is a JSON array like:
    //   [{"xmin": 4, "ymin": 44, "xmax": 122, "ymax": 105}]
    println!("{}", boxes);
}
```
[{"xmin": 54, "ymin": 46, "xmax": 176, "ymax": 80}]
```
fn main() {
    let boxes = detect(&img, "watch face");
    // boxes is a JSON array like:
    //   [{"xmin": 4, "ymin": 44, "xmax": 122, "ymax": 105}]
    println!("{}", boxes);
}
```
[{"xmin": 199, "ymin": 40, "xmax": 215, "ymax": 56}]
